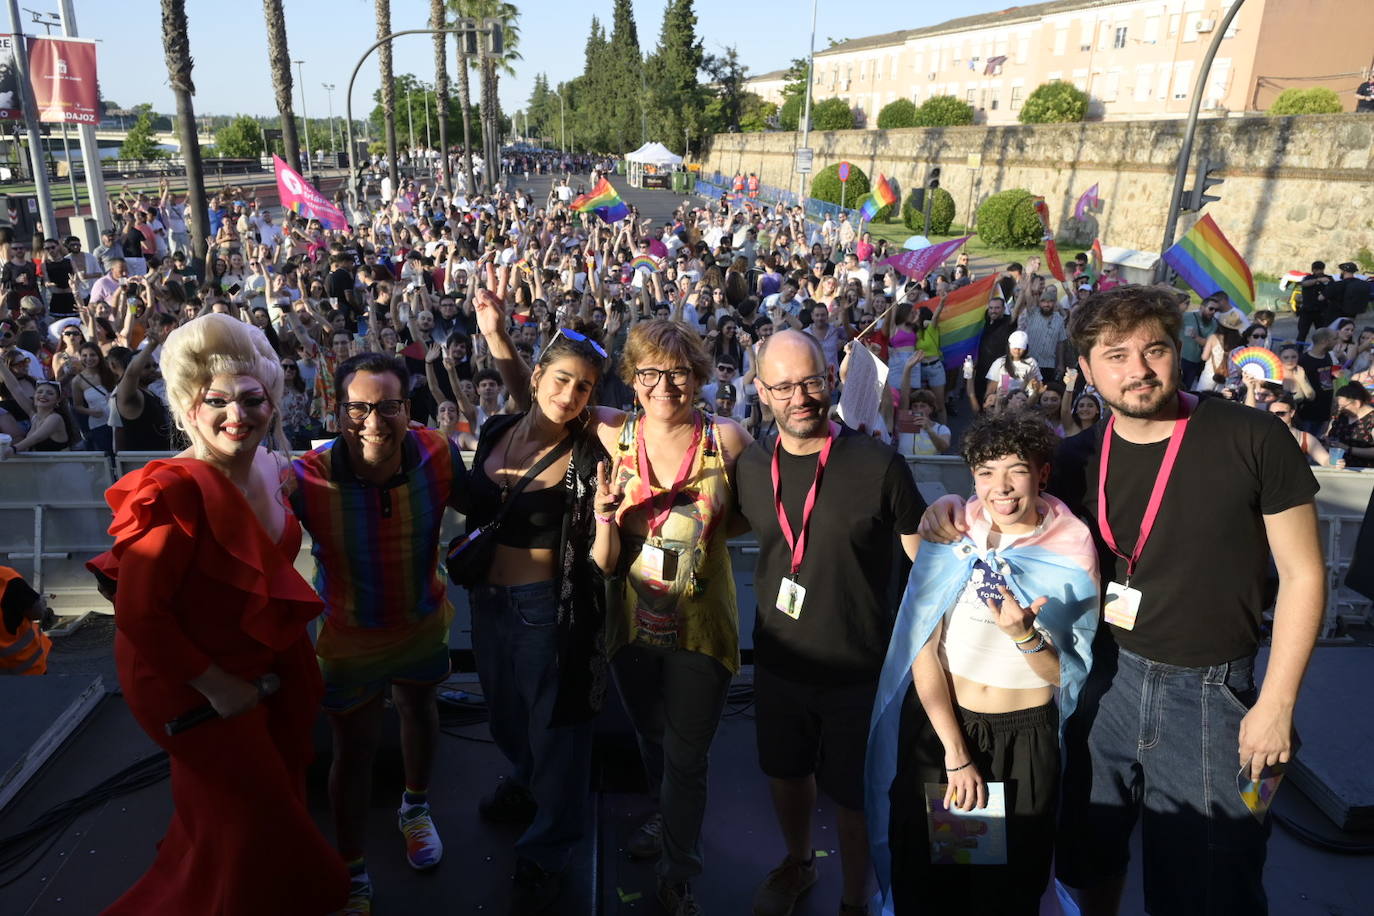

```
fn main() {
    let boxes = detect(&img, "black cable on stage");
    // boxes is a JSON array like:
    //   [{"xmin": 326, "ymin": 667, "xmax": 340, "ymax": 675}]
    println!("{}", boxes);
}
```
[
  {"xmin": 1273, "ymin": 811, "xmax": 1374, "ymax": 855},
  {"xmin": 0, "ymin": 751, "xmax": 170, "ymax": 887}
]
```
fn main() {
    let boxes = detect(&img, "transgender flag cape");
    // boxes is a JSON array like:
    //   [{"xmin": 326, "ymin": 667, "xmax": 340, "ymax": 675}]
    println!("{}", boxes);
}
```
[{"xmin": 865, "ymin": 494, "xmax": 1100, "ymax": 914}]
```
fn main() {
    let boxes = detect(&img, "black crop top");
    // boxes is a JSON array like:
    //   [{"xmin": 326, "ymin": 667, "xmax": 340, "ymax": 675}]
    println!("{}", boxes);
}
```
[{"xmin": 471, "ymin": 464, "xmax": 566, "ymax": 550}]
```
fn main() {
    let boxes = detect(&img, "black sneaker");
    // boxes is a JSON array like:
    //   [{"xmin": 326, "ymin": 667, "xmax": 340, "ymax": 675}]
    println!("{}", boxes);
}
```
[
  {"xmin": 511, "ymin": 857, "xmax": 560, "ymax": 914},
  {"xmin": 479, "ymin": 780, "xmax": 537, "ymax": 825}
]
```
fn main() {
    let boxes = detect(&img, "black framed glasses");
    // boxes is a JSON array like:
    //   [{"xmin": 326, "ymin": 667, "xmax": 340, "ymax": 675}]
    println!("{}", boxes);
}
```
[
  {"xmin": 550, "ymin": 327, "xmax": 607, "ymax": 358},
  {"xmin": 342, "ymin": 399, "xmax": 406, "ymax": 420},
  {"xmin": 634, "ymin": 366, "xmax": 692, "ymax": 388},
  {"xmin": 758, "ymin": 375, "xmax": 827, "ymax": 400}
]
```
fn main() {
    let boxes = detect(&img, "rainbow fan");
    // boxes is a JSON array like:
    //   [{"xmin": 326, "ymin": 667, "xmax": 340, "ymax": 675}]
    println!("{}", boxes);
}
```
[
  {"xmin": 1230, "ymin": 346, "xmax": 1284, "ymax": 380},
  {"xmin": 630, "ymin": 255, "xmax": 661, "ymax": 274}
]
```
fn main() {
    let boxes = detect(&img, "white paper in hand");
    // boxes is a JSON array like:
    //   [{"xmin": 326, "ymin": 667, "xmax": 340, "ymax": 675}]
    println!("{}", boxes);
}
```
[{"xmin": 838, "ymin": 343, "xmax": 890, "ymax": 442}]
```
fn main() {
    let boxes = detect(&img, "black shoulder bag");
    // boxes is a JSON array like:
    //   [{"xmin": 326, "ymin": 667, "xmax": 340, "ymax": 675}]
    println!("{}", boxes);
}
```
[{"xmin": 445, "ymin": 434, "xmax": 573, "ymax": 589}]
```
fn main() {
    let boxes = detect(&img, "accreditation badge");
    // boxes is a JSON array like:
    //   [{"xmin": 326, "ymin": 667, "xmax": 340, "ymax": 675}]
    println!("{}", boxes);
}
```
[
  {"xmin": 1104, "ymin": 581, "xmax": 1142, "ymax": 631},
  {"xmin": 776, "ymin": 577, "xmax": 806, "ymax": 620}
]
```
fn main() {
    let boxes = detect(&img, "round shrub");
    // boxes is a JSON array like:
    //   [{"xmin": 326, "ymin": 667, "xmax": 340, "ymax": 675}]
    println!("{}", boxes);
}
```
[
  {"xmin": 854, "ymin": 192, "xmax": 895, "ymax": 223},
  {"xmin": 902, "ymin": 186, "xmax": 956, "ymax": 233},
  {"xmin": 1267, "ymin": 88, "xmax": 1343, "ymax": 116},
  {"xmin": 1018, "ymin": 81, "xmax": 1090, "ymax": 124},
  {"xmin": 812, "ymin": 97, "xmax": 856, "ymax": 131},
  {"xmin": 976, "ymin": 189, "xmax": 1044, "ymax": 247},
  {"xmin": 914, "ymin": 95, "xmax": 975, "ymax": 127},
  {"xmin": 877, "ymin": 98, "xmax": 918, "ymax": 129},
  {"xmin": 810, "ymin": 162, "xmax": 870, "ymax": 208}
]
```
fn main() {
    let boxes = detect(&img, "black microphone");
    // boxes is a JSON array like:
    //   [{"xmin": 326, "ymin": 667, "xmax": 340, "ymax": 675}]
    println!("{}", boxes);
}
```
[{"xmin": 164, "ymin": 674, "xmax": 281, "ymax": 736}]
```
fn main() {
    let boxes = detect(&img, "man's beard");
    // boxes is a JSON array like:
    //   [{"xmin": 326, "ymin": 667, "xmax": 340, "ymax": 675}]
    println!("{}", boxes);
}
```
[
  {"xmin": 778, "ymin": 394, "xmax": 831, "ymax": 439},
  {"xmin": 1099, "ymin": 377, "xmax": 1178, "ymax": 420}
]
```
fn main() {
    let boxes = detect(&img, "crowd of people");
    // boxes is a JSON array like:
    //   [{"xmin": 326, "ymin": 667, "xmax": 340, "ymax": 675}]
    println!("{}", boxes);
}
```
[{"xmin": 0, "ymin": 163, "xmax": 1346, "ymax": 916}]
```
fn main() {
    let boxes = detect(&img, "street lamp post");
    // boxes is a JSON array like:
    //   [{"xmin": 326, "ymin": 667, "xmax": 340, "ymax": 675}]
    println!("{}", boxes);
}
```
[
  {"xmin": 322, "ymin": 83, "xmax": 337, "ymax": 155},
  {"xmin": 558, "ymin": 91, "xmax": 565, "ymax": 153},
  {"xmin": 425, "ymin": 89, "xmax": 432, "ymax": 151},
  {"xmin": 293, "ymin": 59, "xmax": 313, "ymax": 178},
  {"xmin": 796, "ymin": 0, "xmax": 819, "ymax": 204},
  {"xmin": 406, "ymin": 90, "xmax": 415, "ymax": 153}
]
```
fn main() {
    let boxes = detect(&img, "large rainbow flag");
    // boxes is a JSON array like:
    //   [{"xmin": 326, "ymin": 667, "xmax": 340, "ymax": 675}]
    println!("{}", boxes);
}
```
[
  {"xmin": 860, "ymin": 174, "xmax": 898, "ymax": 223},
  {"xmin": 1162, "ymin": 213, "xmax": 1256, "ymax": 313},
  {"xmin": 937, "ymin": 273, "xmax": 1001, "ymax": 371},
  {"xmin": 570, "ymin": 177, "xmax": 630, "ymax": 224}
]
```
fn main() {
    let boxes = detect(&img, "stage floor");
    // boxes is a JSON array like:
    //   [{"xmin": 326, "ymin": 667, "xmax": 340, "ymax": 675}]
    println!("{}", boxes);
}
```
[{"xmin": 2, "ymin": 668, "xmax": 1372, "ymax": 915}]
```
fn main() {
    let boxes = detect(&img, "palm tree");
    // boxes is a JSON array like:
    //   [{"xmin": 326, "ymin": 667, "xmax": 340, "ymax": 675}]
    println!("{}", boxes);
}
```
[
  {"xmin": 160, "ymin": 0, "xmax": 209, "ymax": 278},
  {"xmin": 376, "ymin": 0, "xmax": 398, "ymax": 195},
  {"xmin": 450, "ymin": 4, "xmax": 477, "ymax": 194},
  {"xmin": 262, "ymin": 0, "xmax": 300, "ymax": 169},
  {"xmin": 452, "ymin": 0, "xmax": 520, "ymax": 194},
  {"xmin": 430, "ymin": 0, "xmax": 451, "ymax": 191}
]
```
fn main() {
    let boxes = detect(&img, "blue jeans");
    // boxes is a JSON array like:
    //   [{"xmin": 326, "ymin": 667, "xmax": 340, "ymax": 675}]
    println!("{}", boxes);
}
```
[
  {"xmin": 471, "ymin": 580, "xmax": 593, "ymax": 872},
  {"xmin": 1057, "ymin": 638, "xmax": 1269, "ymax": 915}
]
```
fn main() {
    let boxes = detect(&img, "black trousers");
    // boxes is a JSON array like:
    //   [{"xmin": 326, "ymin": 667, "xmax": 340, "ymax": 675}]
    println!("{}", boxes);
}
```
[{"xmin": 890, "ymin": 688, "xmax": 1060, "ymax": 916}]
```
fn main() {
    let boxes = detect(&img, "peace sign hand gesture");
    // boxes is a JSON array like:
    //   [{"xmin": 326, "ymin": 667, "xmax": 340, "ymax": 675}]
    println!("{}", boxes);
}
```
[
  {"xmin": 985, "ymin": 586, "xmax": 1048, "ymax": 643},
  {"xmin": 594, "ymin": 460, "xmax": 626, "ymax": 519},
  {"xmin": 474, "ymin": 261, "xmax": 509, "ymax": 339}
]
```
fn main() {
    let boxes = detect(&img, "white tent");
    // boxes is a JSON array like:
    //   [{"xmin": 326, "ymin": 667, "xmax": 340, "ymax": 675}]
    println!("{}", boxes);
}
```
[{"xmin": 625, "ymin": 142, "xmax": 683, "ymax": 187}]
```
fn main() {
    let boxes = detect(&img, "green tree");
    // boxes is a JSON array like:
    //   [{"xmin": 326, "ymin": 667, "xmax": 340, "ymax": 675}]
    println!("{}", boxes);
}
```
[
  {"xmin": 779, "ymin": 93, "xmax": 803, "ymax": 131},
  {"xmin": 376, "ymin": 0, "xmax": 398, "ymax": 191},
  {"xmin": 604, "ymin": 0, "xmax": 644, "ymax": 150},
  {"xmin": 120, "ymin": 104, "xmax": 166, "ymax": 159},
  {"xmin": 739, "ymin": 96, "xmax": 776, "ymax": 133},
  {"xmin": 1267, "ymin": 87, "xmax": 1343, "ymax": 115},
  {"xmin": 811, "ymin": 97, "xmax": 854, "ymax": 131},
  {"xmin": 903, "ymin": 187, "xmax": 956, "ymax": 233},
  {"xmin": 915, "ymin": 95, "xmax": 974, "ymax": 126},
  {"xmin": 215, "ymin": 115, "xmax": 264, "ymax": 158},
  {"xmin": 261, "ymin": 0, "xmax": 300, "ymax": 171},
  {"xmin": 877, "ymin": 98, "xmax": 918, "ymax": 129},
  {"xmin": 809, "ymin": 161, "xmax": 868, "ymax": 207},
  {"xmin": 1018, "ymin": 81, "xmax": 1089, "ymax": 123},
  {"xmin": 645, "ymin": 0, "xmax": 705, "ymax": 155},
  {"xmin": 976, "ymin": 189, "xmax": 1043, "ymax": 247},
  {"xmin": 702, "ymin": 46, "xmax": 747, "ymax": 134}
]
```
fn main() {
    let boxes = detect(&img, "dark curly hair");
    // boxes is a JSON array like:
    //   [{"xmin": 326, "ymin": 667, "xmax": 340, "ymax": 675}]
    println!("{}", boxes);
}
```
[
  {"xmin": 1067, "ymin": 284, "xmax": 1183, "ymax": 358},
  {"xmin": 960, "ymin": 410, "xmax": 1060, "ymax": 471}
]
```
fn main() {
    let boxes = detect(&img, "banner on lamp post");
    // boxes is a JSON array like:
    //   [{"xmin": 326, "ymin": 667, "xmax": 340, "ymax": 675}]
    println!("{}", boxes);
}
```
[
  {"xmin": 0, "ymin": 36, "xmax": 20, "ymax": 121},
  {"xmin": 26, "ymin": 37, "xmax": 100, "ymax": 124}
]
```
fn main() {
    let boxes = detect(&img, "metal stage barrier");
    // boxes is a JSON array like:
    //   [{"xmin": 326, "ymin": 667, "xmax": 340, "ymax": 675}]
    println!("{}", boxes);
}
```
[{"xmin": 4, "ymin": 452, "xmax": 1370, "ymax": 634}]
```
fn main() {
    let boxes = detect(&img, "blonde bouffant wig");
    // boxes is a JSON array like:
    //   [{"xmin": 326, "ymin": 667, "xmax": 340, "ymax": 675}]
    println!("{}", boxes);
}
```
[{"xmin": 160, "ymin": 313, "xmax": 288, "ymax": 454}]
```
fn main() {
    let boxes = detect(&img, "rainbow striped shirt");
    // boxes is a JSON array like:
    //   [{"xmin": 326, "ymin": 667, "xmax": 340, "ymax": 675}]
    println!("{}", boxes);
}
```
[{"xmin": 290, "ymin": 428, "xmax": 467, "ymax": 632}]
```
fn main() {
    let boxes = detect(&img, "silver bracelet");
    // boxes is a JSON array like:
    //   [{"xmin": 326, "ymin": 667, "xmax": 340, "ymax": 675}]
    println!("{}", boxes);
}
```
[{"xmin": 1017, "ymin": 632, "xmax": 1048, "ymax": 654}]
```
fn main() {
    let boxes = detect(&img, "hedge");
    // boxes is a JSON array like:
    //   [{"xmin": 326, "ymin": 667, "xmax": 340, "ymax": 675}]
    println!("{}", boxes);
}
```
[
  {"xmin": 975, "ymin": 189, "xmax": 1044, "ymax": 247},
  {"xmin": 877, "ymin": 98, "xmax": 919, "ymax": 129},
  {"xmin": 902, "ymin": 187, "xmax": 956, "ymax": 234},
  {"xmin": 810, "ymin": 162, "xmax": 870, "ymax": 208}
]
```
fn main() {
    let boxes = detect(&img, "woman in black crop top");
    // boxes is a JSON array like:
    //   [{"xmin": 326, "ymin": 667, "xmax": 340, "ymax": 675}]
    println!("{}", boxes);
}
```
[{"xmin": 465, "ymin": 272, "xmax": 623, "ymax": 911}]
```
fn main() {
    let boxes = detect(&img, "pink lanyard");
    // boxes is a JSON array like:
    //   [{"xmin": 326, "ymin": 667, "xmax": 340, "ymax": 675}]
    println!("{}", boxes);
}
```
[
  {"xmin": 1097, "ymin": 393, "xmax": 1195, "ymax": 581},
  {"xmin": 771, "ymin": 423, "xmax": 837, "ymax": 576},
  {"xmin": 635, "ymin": 413, "xmax": 703, "ymax": 538}
]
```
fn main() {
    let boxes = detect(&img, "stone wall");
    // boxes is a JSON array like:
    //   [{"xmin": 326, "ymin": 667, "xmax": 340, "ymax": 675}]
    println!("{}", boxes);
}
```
[{"xmin": 700, "ymin": 115, "xmax": 1374, "ymax": 277}]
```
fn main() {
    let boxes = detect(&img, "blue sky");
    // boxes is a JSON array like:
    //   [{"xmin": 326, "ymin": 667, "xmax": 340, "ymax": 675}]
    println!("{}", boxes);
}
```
[{"xmin": 72, "ymin": 0, "xmax": 1013, "ymax": 123}]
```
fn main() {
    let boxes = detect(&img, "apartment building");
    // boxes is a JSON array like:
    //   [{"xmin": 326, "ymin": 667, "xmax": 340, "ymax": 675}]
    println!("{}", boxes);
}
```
[
  {"xmin": 745, "ymin": 69, "xmax": 790, "ymax": 106},
  {"xmin": 793, "ymin": 0, "xmax": 1374, "ymax": 127}
]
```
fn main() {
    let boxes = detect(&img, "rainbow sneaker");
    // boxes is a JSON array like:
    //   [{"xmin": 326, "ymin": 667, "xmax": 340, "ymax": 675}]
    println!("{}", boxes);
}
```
[{"xmin": 397, "ymin": 800, "xmax": 444, "ymax": 870}]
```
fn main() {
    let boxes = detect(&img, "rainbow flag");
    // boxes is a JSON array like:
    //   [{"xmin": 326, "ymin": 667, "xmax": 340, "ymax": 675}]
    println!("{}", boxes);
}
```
[
  {"xmin": 860, "ymin": 174, "xmax": 898, "ymax": 223},
  {"xmin": 570, "ymin": 177, "xmax": 630, "ymax": 224},
  {"xmin": 937, "ymin": 273, "xmax": 1001, "ymax": 371},
  {"xmin": 1162, "ymin": 214, "xmax": 1256, "ymax": 313}
]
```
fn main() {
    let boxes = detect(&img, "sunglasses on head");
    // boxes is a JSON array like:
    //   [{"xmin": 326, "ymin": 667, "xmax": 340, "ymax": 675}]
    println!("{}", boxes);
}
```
[{"xmin": 550, "ymin": 327, "xmax": 607, "ymax": 358}]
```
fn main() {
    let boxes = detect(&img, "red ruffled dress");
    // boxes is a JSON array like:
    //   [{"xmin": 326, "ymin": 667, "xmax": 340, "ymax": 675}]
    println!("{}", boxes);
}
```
[{"xmin": 88, "ymin": 458, "xmax": 348, "ymax": 915}]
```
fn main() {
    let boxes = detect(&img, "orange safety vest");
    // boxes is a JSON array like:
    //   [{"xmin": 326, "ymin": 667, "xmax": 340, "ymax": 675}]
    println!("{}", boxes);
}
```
[
  {"xmin": 0, "ymin": 567, "xmax": 50, "ymax": 676},
  {"xmin": 732, "ymin": 175, "xmax": 745, "ymax": 192},
  {"xmin": 747, "ymin": 175, "xmax": 760, "ymax": 192}
]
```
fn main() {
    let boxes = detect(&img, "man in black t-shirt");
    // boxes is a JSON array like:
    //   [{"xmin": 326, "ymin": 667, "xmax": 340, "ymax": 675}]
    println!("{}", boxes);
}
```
[
  {"xmin": 736, "ymin": 330, "xmax": 923, "ymax": 916},
  {"xmin": 1356, "ymin": 72, "xmax": 1374, "ymax": 112},
  {"xmin": 1297, "ymin": 327, "xmax": 1337, "ymax": 430},
  {"xmin": 920, "ymin": 286, "xmax": 1324, "ymax": 916}
]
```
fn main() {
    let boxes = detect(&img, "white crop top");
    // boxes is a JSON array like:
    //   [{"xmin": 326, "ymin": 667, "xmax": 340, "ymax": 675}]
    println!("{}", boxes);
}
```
[{"xmin": 938, "ymin": 557, "xmax": 1054, "ymax": 690}]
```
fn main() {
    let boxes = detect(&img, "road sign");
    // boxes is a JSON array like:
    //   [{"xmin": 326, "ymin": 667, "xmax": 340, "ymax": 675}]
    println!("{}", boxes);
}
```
[
  {"xmin": 795, "ymin": 147, "xmax": 813, "ymax": 174},
  {"xmin": 837, "ymin": 161, "xmax": 851, "ymax": 182}
]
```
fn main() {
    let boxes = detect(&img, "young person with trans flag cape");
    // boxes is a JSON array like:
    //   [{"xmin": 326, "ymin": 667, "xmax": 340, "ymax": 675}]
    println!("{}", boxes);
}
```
[{"xmin": 866, "ymin": 412, "xmax": 1099, "ymax": 915}]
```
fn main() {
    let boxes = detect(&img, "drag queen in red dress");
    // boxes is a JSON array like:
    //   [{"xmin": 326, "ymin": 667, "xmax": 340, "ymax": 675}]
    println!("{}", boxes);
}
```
[{"xmin": 89, "ymin": 314, "xmax": 347, "ymax": 914}]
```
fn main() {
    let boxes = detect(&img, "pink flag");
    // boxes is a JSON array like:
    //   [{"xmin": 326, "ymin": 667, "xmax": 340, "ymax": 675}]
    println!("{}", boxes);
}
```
[
  {"xmin": 879, "ymin": 236, "xmax": 972, "ymax": 281},
  {"xmin": 273, "ymin": 155, "xmax": 349, "ymax": 230},
  {"xmin": 1074, "ymin": 183, "xmax": 1100, "ymax": 221}
]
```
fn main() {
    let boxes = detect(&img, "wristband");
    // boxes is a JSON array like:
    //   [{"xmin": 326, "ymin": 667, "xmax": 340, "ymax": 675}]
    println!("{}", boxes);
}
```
[
  {"xmin": 1017, "ymin": 632, "xmax": 1048, "ymax": 654},
  {"xmin": 946, "ymin": 761, "xmax": 972, "ymax": 773},
  {"xmin": 594, "ymin": 512, "xmax": 615, "ymax": 525},
  {"xmin": 1013, "ymin": 629, "xmax": 1039, "ymax": 644}
]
